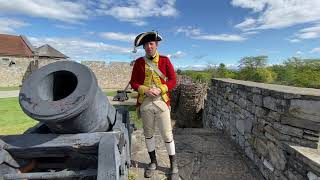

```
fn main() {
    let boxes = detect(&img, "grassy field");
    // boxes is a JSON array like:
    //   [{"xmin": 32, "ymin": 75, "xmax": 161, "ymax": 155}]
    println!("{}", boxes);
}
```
[
  {"xmin": 0, "ymin": 97, "xmax": 37, "ymax": 134},
  {"xmin": 0, "ymin": 93, "xmax": 142, "ymax": 135},
  {"xmin": 0, "ymin": 86, "xmax": 20, "ymax": 91}
]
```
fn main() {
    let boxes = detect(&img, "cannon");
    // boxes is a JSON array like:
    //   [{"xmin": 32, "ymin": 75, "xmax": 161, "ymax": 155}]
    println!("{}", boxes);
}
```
[{"xmin": 0, "ymin": 61, "xmax": 132, "ymax": 180}]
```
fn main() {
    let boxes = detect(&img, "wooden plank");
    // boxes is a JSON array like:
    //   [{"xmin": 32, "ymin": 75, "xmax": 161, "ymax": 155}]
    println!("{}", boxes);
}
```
[{"xmin": 0, "ymin": 132, "xmax": 118, "ymax": 158}]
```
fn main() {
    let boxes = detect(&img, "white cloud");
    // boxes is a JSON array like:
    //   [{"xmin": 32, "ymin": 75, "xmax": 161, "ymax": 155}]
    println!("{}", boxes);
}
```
[
  {"xmin": 289, "ymin": 24, "xmax": 320, "ymax": 42},
  {"xmin": 29, "ymin": 36, "xmax": 132, "ymax": 60},
  {"xmin": 99, "ymin": 32, "xmax": 136, "ymax": 42},
  {"xmin": 232, "ymin": 0, "xmax": 320, "ymax": 30},
  {"xmin": 289, "ymin": 39, "xmax": 301, "ymax": 43},
  {"xmin": 0, "ymin": 0, "xmax": 88, "ymax": 23},
  {"xmin": 234, "ymin": 18, "xmax": 256, "ymax": 30},
  {"xmin": 167, "ymin": 51, "xmax": 186, "ymax": 59},
  {"xmin": 295, "ymin": 24, "xmax": 320, "ymax": 39},
  {"xmin": 176, "ymin": 26, "xmax": 246, "ymax": 42},
  {"xmin": 0, "ymin": 17, "xmax": 29, "ymax": 33},
  {"xmin": 242, "ymin": 31, "xmax": 259, "ymax": 35},
  {"xmin": 194, "ymin": 34, "xmax": 245, "ymax": 41},
  {"xmin": 296, "ymin": 51, "xmax": 303, "ymax": 55},
  {"xmin": 310, "ymin": 47, "xmax": 320, "ymax": 53},
  {"xmin": 176, "ymin": 26, "xmax": 201, "ymax": 36},
  {"xmin": 0, "ymin": 0, "xmax": 177, "ymax": 25},
  {"xmin": 96, "ymin": 0, "xmax": 178, "ymax": 25},
  {"xmin": 55, "ymin": 24, "xmax": 76, "ymax": 30}
]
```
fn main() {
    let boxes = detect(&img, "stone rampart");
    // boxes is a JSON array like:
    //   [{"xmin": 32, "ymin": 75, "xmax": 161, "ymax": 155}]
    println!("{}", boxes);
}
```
[
  {"xmin": 204, "ymin": 78, "xmax": 320, "ymax": 180},
  {"xmin": 81, "ymin": 61, "xmax": 132, "ymax": 89},
  {"xmin": 0, "ymin": 57, "xmax": 132, "ymax": 89}
]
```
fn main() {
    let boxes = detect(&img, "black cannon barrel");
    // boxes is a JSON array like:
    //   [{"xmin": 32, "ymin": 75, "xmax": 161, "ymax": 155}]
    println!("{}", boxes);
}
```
[{"xmin": 19, "ymin": 61, "xmax": 116, "ymax": 133}]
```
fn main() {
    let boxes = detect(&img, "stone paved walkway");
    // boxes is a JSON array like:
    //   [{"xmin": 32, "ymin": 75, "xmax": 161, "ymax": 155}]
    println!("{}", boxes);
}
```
[
  {"xmin": 0, "ymin": 90, "xmax": 19, "ymax": 98},
  {"xmin": 130, "ymin": 128, "xmax": 264, "ymax": 180}
]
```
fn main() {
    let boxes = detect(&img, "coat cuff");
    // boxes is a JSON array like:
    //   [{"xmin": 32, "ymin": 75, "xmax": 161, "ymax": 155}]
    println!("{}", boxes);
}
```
[
  {"xmin": 138, "ymin": 85, "xmax": 149, "ymax": 95},
  {"xmin": 159, "ymin": 84, "xmax": 168, "ymax": 94}
]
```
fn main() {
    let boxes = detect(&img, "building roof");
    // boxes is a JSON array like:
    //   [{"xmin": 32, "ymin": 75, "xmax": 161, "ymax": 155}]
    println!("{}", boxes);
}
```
[
  {"xmin": 36, "ymin": 44, "xmax": 69, "ymax": 59},
  {"xmin": 0, "ymin": 34, "xmax": 35, "ymax": 57}
]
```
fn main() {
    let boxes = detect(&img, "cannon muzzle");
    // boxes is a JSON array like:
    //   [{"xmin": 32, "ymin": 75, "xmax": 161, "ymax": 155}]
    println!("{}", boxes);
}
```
[{"xmin": 19, "ymin": 61, "xmax": 116, "ymax": 133}]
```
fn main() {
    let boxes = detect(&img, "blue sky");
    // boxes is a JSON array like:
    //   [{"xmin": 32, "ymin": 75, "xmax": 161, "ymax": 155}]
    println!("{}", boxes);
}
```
[{"xmin": 0, "ymin": 0, "xmax": 320, "ymax": 69}]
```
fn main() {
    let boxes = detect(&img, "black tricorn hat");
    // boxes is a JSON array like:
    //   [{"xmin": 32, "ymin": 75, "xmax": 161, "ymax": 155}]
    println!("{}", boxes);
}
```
[{"xmin": 134, "ymin": 31, "xmax": 162, "ymax": 47}]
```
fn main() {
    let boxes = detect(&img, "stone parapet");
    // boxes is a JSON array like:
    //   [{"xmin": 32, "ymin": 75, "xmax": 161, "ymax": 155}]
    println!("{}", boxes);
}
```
[{"xmin": 204, "ymin": 78, "xmax": 320, "ymax": 180}]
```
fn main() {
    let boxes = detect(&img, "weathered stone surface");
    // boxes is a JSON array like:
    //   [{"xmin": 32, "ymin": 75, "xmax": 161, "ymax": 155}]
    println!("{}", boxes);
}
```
[
  {"xmin": 289, "ymin": 100, "xmax": 320, "ymax": 123},
  {"xmin": 281, "ymin": 115, "xmax": 320, "ymax": 132},
  {"xmin": 236, "ymin": 120, "xmax": 246, "ymax": 135},
  {"xmin": 255, "ymin": 106, "xmax": 267, "ymax": 118},
  {"xmin": 267, "ymin": 141, "xmax": 287, "ymax": 170},
  {"xmin": 307, "ymin": 171, "xmax": 320, "ymax": 180},
  {"xmin": 254, "ymin": 138, "xmax": 268, "ymax": 157},
  {"xmin": 287, "ymin": 144, "xmax": 320, "ymax": 174},
  {"xmin": 252, "ymin": 94, "xmax": 263, "ymax": 106},
  {"xmin": 284, "ymin": 169, "xmax": 305, "ymax": 180},
  {"xmin": 273, "ymin": 122, "xmax": 304, "ymax": 138},
  {"xmin": 0, "ymin": 58, "xmax": 132, "ymax": 89},
  {"xmin": 263, "ymin": 96, "xmax": 286, "ymax": 112},
  {"xmin": 204, "ymin": 78, "xmax": 320, "ymax": 180},
  {"xmin": 267, "ymin": 111, "xmax": 281, "ymax": 121},
  {"xmin": 263, "ymin": 159, "xmax": 274, "ymax": 172}
]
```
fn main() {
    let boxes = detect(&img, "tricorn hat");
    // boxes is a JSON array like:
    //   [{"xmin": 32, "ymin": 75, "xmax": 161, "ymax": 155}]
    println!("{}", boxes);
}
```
[{"xmin": 132, "ymin": 31, "xmax": 162, "ymax": 53}]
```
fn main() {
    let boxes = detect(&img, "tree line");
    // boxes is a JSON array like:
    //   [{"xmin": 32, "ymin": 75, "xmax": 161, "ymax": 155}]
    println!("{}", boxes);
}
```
[{"xmin": 177, "ymin": 56, "xmax": 320, "ymax": 89}]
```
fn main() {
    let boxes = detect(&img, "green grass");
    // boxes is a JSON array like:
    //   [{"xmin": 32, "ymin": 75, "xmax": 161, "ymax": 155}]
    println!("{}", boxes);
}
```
[
  {"xmin": 0, "ymin": 97, "xmax": 142, "ymax": 135},
  {"xmin": 105, "ymin": 91, "xmax": 117, "ymax": 97},
  {"xmin": 104, "ymin": 90, "xmax": 138, "ymax": 98},
  {"xmin": 0, "ymin": 97, "xmax": 37, "ymax": 135},
  {"xmin": 0, "ymin": 86, "xmax": 20, "ymax": 91}
]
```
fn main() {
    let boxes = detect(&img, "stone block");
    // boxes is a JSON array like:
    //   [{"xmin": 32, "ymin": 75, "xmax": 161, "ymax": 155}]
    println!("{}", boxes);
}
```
[
  {"xmin": 245, "ymin": 145, "xmax": 254, "ymax": 161},
  {"xmin": 263, "ymin": 96, "xmax": 287, "ymax": 112},
  {"xmin": 264, "ymin": 125, "xmax": 291, "ymax": 141},
  {"xmin": 253, "ymin": 94, "xmax": 263, "ymax": 106},
  {"xmin": 284, "ymin": 169, "xmax": 305, "ymax": 180},
  {"xmin": 267, "ymin": 141, "xmax": 287, "ymax": 171},
  {"xmin": 273, "ymin": 122, "xmax": 304, "ymax": 138},
  {"xmin": 254, "ymin": 138, "xmax": 268, "ymax": 157},
  {"xmin": 267, "ymin": 111, "xmax": 281, "ymax": 121},
  {"xmin": 255, "ymin": 106, "xmax": 267, "ymax": 118},
  {"xmin": 263, "ymin": 159, "xmax": 275, "ymax": 172},
  {"xmin": 307, "ymin": 171, "xmax": 320, "ymax": 180},
  {"xmin": 281, "ymin": 115, "xmax": 320, "ymax": 132},
  {"xmin": 289, "ymin": 99, "xmax": 320, "ymax": 123},
  {"xmin": 236, "ymin": 120, "xmax": 245, "ymax": 135}
]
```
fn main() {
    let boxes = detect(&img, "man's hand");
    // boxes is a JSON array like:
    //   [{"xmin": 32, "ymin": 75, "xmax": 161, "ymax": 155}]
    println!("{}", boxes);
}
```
[{"xmin": 145, "ymin": 87, "xmax": 161, "ymax": 97}]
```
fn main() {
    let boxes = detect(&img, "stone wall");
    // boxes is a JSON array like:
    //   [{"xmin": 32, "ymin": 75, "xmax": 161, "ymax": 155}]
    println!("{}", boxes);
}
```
[
  {"xmin": 204, "ymin": 78, "xmax": 320, "ymax": 180},
  {"xmin": 0, "ymin": 57, "xmax": 37, "ymax": 87},
  {"xmin": 0, "ymin": 57, "xmax": 132, "ymax": 89},
  {"xmin": 82, "ymin": 61, "xmax": 132, "ymax": 89},
  {"xmin": 171, "ymin": 75, "xmax": 208, "ymax": 128}
]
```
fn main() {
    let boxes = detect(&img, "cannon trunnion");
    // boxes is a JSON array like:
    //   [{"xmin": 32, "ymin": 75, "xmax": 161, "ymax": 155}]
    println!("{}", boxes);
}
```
[{"xmin": 0, "ymin": 61, "xmax": 132, "ymax": 180}]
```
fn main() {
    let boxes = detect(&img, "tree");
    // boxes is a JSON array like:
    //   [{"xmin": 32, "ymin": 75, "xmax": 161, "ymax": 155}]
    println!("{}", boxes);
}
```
[
  {"xmin": 238, "ymin": 56, "xmax": 268, "ymax": 69},
  {"xmin": 176, "ymin": 69, "xmax": 182, "ymax": 75}
]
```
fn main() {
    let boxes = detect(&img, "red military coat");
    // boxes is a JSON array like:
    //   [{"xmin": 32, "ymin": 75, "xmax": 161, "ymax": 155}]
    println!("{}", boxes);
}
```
[{"xmin": 130, "ymin": 55, "xmax": 176, "ymax": 106}]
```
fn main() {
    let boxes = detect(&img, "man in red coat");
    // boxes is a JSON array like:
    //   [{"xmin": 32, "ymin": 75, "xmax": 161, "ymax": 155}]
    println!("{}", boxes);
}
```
[{"xmin": 130, "ymin": 31, "xmax": 178, "ymax": 178}]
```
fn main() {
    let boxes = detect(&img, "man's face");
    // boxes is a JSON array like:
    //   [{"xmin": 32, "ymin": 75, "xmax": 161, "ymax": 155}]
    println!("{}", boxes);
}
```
[{"xmin": 143, "ymin": 41, "xmax": 158, "ymax": 57}]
